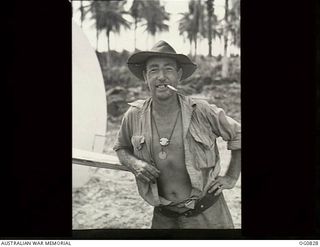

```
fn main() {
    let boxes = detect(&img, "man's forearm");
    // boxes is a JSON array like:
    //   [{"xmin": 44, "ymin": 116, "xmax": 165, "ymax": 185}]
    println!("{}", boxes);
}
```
[
  {"xmin": 116, "ymin": 149, "xmax": 160, "ymax": 183},
  {"xmin": 208, "ymin": 149, "xmax": 241, "ymax": 194},
  {"xmin": 226, "ymin": 149, "xmax": 241, "ymax": 182},
  {"xmin": 116, "ymin": 149, "xmax": 141, "ymax": 173}
]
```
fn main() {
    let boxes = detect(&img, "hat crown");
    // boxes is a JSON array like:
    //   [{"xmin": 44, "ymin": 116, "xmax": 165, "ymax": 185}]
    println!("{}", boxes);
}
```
[
  {"xmin": 127, "ymin": 40, "xmax": 197, "ymax": 81},
  {"xmin": 150, "ymin": 40, "xmax": 177, "ymax": 54}
]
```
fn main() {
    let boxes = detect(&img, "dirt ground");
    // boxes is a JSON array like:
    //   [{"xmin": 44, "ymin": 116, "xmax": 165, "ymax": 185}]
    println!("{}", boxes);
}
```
[{"xmin": 73, "ymin": 128, "xmax": 241, "ymax": 229}]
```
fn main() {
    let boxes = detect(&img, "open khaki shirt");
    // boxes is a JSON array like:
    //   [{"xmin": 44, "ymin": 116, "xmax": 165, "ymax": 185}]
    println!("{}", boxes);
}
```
[{"xmin": 113, "ymin": 94, "xmax": 241, "ymax": 208}]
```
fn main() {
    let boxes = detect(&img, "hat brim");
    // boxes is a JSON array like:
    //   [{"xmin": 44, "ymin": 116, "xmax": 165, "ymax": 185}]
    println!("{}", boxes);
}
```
[{"xmin": 127, "ymin": 51, "xmax": 197, "ymax": 81}]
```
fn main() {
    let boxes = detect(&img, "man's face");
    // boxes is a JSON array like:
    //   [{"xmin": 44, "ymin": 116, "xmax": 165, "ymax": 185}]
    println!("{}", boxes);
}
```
[{"xmin": 143, "ymin": 56, "xmax": 182, "ymax": 101}]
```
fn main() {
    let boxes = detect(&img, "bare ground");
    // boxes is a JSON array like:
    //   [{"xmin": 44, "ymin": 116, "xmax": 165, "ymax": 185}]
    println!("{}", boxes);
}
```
[{"xmin": 72, "ymin": 127, "xmax": 241, "ymax": 229}]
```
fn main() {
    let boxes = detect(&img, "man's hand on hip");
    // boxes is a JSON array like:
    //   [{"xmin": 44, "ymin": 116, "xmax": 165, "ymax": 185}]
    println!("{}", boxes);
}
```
[
  {"xmin": 209, "ymin": 149, "xmax": 241, "ymax": 195},
  {"xmin": 208, "ymin": 175, "xmax": 237, "ymax": 196}
]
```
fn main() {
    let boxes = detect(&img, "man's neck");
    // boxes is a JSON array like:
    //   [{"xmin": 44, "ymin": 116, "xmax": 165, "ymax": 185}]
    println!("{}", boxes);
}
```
[{"xmin": 152, "ymin": 95, "xmax": 180, "ymax": 116}]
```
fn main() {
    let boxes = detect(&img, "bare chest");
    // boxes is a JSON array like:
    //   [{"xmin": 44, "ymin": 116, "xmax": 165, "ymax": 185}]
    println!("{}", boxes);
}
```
[
  {"xmin": 151, "ymin": 112, "xmax": 185, "ymax": 167},
  {"xmin": 151, "ymin": 112, "xmax": 192, "ymax": 201}
]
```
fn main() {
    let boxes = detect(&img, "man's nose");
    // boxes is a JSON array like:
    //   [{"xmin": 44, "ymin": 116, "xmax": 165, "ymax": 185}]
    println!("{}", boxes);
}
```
[{"xmin": 157, "ymin": 69, "xmax": 165, "ymax": 80}]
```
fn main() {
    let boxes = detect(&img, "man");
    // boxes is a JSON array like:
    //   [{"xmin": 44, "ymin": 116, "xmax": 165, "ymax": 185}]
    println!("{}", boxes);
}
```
[{"xmin": 113, "ymin": 40, "xmax": 241, "ymax": 229}]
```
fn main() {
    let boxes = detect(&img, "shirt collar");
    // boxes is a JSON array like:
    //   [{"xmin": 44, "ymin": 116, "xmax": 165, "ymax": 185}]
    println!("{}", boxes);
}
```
[
  {"xmin": 128, "ymin": 94, "xmax": 197, "ymax": 114},
  {"xmin": 129, "ymin": 94, "xmax": 197, "ymax": 138},
  {"xmin": 177, "ymin": 94, "xmax": 196, "ymax": 137}
]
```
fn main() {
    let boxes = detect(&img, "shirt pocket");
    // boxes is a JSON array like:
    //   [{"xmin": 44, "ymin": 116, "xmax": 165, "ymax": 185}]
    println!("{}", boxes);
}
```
[
  {"xmin": 131, "ymin": 135, "xmax": 148, "ymax": 160},
  {"xmin": 188, "ymin": 126, "xmax": 217, "ymax": 169}
]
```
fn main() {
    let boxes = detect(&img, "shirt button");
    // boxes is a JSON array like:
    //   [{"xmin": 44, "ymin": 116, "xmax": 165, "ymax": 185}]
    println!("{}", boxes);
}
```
[{"xmin": 200, "ymin": 205, "xmax": 204, "ymax": 208}]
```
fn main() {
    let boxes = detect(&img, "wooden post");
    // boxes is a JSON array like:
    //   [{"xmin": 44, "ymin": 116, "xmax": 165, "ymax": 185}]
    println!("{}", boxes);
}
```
[{"xmin": 72, "ymin": 148, "xmax": 129, "ymax": 172}]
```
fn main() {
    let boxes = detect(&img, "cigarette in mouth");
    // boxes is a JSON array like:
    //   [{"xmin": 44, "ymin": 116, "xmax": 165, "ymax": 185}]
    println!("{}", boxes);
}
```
[{"xmin": 166, "ymin": 85, "xmax": 178, "ymax": 92}]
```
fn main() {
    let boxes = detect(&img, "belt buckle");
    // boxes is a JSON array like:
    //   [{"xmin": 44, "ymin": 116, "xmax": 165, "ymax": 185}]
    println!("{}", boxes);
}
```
[{"xmin": 184, "ymin": 199, "xmax": 195, "ymax": 209}]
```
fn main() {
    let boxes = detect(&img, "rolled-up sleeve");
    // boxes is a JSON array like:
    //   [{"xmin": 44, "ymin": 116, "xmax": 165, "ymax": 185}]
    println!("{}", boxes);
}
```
[
  {"xmin": 113, "ymin": 108, "xmax": 134, "ymax": 152},
  {"xmin": 206, "ymin": 104, "xmax": 241, "ymax": 150}
]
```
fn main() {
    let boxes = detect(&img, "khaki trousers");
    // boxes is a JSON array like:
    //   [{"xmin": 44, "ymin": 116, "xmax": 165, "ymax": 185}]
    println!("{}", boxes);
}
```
[{"xmin": 151, "ymin": 193, "xmax": 234, "ymax": 229}]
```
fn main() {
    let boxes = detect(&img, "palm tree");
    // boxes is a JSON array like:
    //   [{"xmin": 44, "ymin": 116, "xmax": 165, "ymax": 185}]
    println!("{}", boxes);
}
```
[
  {"xmin": 221, "ymin": 0, "xmax": 229, "ymax": 78},
  {"xmin": 85, "ymin": 1, "xmax": 104, "ymax": 51},
  {"xmin": 179, "ymin": 0, "xmax": 205, "ymax": 57},
  {"xmin": 206, "ymin": 0, "xmax": 214, "ymax": 57},
  {"xmin": 221, "ymin": 0, "xmax": 240, "ymax": 77},
  {"xmin": 103, "ymin": 1, "xmax": 131, "ymax": 53},
  {"xmin": 201, "ymin": 1, "xmax": 222, "ymax": 57},
  {"xmin": 79, "ymin": 0, "xmax": 84, "ymax": 28},
  {"xmin": 223, "ymin": 0, "xmax": 229, "ymax": 57},
  {"xmin": 72, "ymin": 1, "xmax": 89, "ymax": 28},
  {"xmin": 87, "ymin": 1, "xmax": 131, "ymax": 66},
  {"xmin": 179, "ymin": 12, "xmax": 194, "ymax": 55},
  {"xmin": 228, "ymin": 0, "xmax": 240, "ymax": 48},
  {"xmin": 130, "ymin": 0, "xmax": 146, "ymax": 50},
  {"xmin": 142, "ymin": 0, "xmax": 170, "ymax": 47},
  {"xmin": 191, "ymin": 0, "xmax": 205, "ymax": 56}
]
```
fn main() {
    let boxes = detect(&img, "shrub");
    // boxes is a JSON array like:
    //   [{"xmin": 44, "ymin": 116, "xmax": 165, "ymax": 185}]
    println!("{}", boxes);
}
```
[{"xmin": 95, "ymin": 51, "xmax": 240, "ymax": 123}]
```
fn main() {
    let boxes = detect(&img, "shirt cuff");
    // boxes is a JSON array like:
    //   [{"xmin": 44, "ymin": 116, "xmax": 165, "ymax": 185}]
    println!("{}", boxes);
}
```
[
  {"xmin": 227, "ymin": 139, "xmax": 241, "ymax": 150},
  {"xmin": 112, "ymin": 144, "xmax": 132, "ymax": 152}
]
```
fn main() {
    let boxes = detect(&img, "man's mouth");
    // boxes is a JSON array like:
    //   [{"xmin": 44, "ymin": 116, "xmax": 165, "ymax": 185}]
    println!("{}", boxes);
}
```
[{"xmin": 155, "ymin": 84, "xmax": 168, "ymax": 89}]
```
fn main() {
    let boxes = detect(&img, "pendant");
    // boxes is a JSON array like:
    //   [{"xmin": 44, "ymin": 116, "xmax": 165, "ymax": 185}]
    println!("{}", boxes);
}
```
[
  {"xmin": 159, "ymin": 151, "xmax": 167, "ymax": 160},
  {"xmin": 159, "ymin": 137, "xmax": 169, "ymax": 146}
]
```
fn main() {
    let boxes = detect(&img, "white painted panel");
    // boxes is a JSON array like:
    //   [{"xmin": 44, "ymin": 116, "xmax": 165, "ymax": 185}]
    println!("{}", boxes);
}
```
[{"xmin": 72, "ymin": 21, "xmax": 107, "ymax": 188}]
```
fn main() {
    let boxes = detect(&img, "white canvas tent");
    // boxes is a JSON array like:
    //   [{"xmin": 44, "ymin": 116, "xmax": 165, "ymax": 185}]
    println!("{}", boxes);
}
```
[{"xmin": 72, "ymin": 21, "xmax": 108, "ymax": 188}]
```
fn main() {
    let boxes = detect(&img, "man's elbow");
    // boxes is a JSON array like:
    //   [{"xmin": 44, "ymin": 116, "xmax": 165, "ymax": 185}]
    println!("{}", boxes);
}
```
[
  {"xmin": 116, "ymin": 148, "xmax": 126, "ymax": 157},
  {"xmin": 231, "ymin": 149, "xmax": 241, "ymax": 160},
  {"xmin": 116, "ymin": 148, "xmax": 133, "ymax": 160}
]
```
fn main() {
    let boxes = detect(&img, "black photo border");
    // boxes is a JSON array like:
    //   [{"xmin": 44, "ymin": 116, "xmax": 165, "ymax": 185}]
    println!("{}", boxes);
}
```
[{"xmin": 1, "ymin": 0, "xmax": 319, "ymax": 240}]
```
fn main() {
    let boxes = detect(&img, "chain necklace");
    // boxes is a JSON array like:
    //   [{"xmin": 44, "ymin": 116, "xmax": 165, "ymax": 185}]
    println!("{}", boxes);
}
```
[{"xmin": 152, "ymin": 108, "xmax": 180, "ymax": 160}]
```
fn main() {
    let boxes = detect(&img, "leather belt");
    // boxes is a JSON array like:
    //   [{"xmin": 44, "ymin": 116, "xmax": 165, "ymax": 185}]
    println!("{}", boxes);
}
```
[{"xmin": 155, "ymin": 191, "xmax": 221, "ymax": 218}]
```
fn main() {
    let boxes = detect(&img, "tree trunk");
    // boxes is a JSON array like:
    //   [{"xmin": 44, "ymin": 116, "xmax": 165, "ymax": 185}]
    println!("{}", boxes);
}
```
[
  {"xmin": 222, "ymin": 0, "xmax": 229, "ymax": 78},
  {"xmin": 152, "ymin": 35, "xmax": 156, "ymax": 45},
  {"xmin": 134, "ymin": 18, "xmax": 138, "ymax": 50},
  {"xmin": 107, "ymin": 31, "xmax": 111, "ymax": 53},
  {"xmin": 80, "ymin": 0, "xmax": 84, "ymax": 28},
  {"xmin": 207, "ymin": 0, "xmax": 213, "ymax": 57},
  {"xmin": 106, "ymin": 30, "xmax": 111, "ymax": 68},
  {"xmin": 194, "ymin": 38, "xmax": 198, "ymax": 58},
  {"xmin": 96, "ymin": 30, "xmax": 99, "ymax": 51},
  {"xmin": 224, "ymin": 0, "xmax": 229, "ymax": 57}
]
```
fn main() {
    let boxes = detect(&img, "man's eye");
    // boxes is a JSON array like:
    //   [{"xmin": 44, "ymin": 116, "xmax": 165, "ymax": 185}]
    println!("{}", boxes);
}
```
[
  {"xmin": 165, "ymin": 67, "xmax": 174, "ymax": 71},
  {"xmin": 149, "ymin": 69, "xmax": 158, "ymax": 73}
]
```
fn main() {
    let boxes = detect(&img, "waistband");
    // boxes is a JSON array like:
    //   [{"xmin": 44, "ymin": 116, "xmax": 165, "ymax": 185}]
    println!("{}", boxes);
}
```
[{"xmin": 155, "ymin": 190, "xmax": 221, "ymax": 218}]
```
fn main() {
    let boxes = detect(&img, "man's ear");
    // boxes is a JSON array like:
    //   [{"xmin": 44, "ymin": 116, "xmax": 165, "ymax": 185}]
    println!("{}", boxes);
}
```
[
  {"xmin": 142, "ymin": 71, "xmax": 150, "ymax": 90},
  {"xmin": 143, "ymin": 70, "xmax": 147, "ymax": 81},
  {"xmin": 177, "ymin": 68, "xmax": 183, "ymax": 81}
]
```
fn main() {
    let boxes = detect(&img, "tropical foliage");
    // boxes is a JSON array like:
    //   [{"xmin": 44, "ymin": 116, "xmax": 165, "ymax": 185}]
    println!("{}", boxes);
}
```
[
  {"xmin": 221, "ymin": 0, "xmax": 240, "ymax": 77},
  {"xmin": 74, "ymin": 0, "xmax": 239, "ymax": 57},
  {"xmin": 130, "ymin": 0, "xmax": 170, "ymax": 47},
  {"xmin": 206, "ymin": 0, "xmax": 214, "ymax": 57},
  {"xmin": 142, "ymin": 1, "xmax": 170, "ymax": 37},
  {"xmin": 179, "ymin": 0, "xmax": 206, "ymax": 56},
  {"xmin": 227, "ymin": 0, "xmax": 240, "ymax": 48},
  {"xmin": 85, "ymin": 1, "xmax": 131, "ymax": 54},
  {"xmin": 130, "ymin": 0, "xmax": 146, "ymax": 49},
  {"xmin": 73, "ymin": 0, "xmax": 240, "ymax": 84},
  {"xmin": 179, "ymin": 0, "xmax": 224, "ymax": 57}
]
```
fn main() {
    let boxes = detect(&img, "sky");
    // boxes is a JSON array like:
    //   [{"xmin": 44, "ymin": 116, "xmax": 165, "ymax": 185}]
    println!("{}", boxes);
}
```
[{"xmin": 72, "ymin": 0, "xmax": 240, "ymax": 56}]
